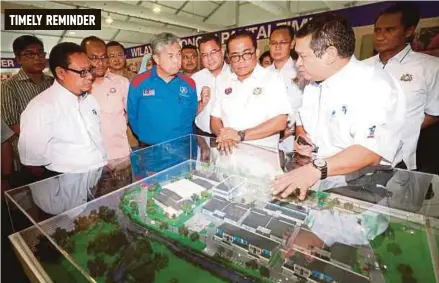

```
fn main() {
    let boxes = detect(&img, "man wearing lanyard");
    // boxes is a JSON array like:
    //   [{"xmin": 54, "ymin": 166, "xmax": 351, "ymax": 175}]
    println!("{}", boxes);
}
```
[
  {"xmin": 272, "ymin": 13, "xmax": 406, "ymax": 200},
  {"xmin": 364, "ymin": 2, "xmax": 439, "ymax": 171},
  {"xmin": 268, "ymin": 25, "xmax": 303, "ymax": 154},
  {"xmin": 81, "ymin": 36, "xmax": 131, "ymax": 161},
  {"xmin": 211, "ymin": 30, "xmax": 292, "ymax": 152},
  {"xmin": 18, "ymin": 42, "xmax": 107, "ymax": 173},
  {"xmin": 192, "ymin": 34, "xmax": 231, "ymax": 138},
  {"xmin": 127, "ymin": 33, "xmax": 197, "ymax": 146}
]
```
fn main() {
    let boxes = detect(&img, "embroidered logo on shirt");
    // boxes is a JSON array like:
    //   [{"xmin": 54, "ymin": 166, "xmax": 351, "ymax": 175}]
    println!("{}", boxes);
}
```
[
  {"xmin": 225, "ymin": 87, "xmax": 232, "ymax": 95},
  {"xmin": 179, "ymin": 86, "xmax": 189, "ymax": 97},
  {"xmin": 143, "ymin": 89, "xmax": 155, "ymax": 96},
  {"xmin": 110, "ymin": 87, "xmax": 116, "ymax": 93},
  {"xmin": 253, "ymin": 87, "xmax": 262, "ymax": 95},
  {"xmin": 367, "ymin": 125, "xmax": 376, "ymax": 138},
  {"xmin": 400, "ymin": 73, "xmax": 413, "ymax": 82},
  {"xmin": 342, "ymin": 105, "xmax": 347, "ymax": 115},
  {"xmin": 92, "ymin": 109, "xmax": 97, "ymax": 115}
]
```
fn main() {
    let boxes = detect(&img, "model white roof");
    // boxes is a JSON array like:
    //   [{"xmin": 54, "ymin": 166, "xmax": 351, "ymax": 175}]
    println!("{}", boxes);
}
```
[{"xmin": 163, "ymin": 179, "xmax": 206, "ymax": 200}]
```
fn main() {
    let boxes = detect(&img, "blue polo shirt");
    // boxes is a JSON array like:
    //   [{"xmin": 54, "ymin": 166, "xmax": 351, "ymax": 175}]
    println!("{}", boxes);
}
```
[{"xmin": 127, "ymin": 65, "xmax": 198, "ymax": 145}]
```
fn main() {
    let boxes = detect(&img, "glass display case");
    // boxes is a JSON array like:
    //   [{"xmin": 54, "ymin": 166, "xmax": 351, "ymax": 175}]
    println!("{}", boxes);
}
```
[{"xmin": 5, "ymin": 135, "xmax": 439, "ymax": 283}]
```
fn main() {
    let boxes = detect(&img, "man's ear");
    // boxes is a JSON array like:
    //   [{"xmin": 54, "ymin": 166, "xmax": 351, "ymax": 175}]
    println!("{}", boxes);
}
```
[
  {"xmin": 221, "ymin": 47, "xmax": 225, "ymax": 58},
  {"xmin": 152, "ymin": 54, "xmax": 160, "ymax": 66},
  {"xmin": 324, "ymin": 46, "xmax": 338, "ymax": 65},
  {"xmin": 405, "ymin": 26, "xmax": 416, "ymax": 42},
  {"xmin": 256, "ymin": 48, "xmax": 261, "ymax": 58},
  {"xmin": 55, "ymin": 66, "xmax": 66, "ymax": 81}
]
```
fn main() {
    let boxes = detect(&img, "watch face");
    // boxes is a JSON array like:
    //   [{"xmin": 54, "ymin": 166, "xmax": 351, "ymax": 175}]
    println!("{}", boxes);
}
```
[{"xmin": 314, "ymin": 159, "xmax": 326, "ymax": 167}]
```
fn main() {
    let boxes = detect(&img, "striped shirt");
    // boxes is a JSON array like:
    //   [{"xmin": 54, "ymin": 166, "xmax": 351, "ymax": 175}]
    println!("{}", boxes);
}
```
[{"xmin": 1, "ymin": 69, "xmax": 54, "ymax": 126}]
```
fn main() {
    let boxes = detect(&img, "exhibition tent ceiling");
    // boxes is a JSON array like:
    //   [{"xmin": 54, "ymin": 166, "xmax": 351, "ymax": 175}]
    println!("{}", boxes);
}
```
[{"xmin": 1, "ymin": 0, "xmax": 380, "ymax": 57}]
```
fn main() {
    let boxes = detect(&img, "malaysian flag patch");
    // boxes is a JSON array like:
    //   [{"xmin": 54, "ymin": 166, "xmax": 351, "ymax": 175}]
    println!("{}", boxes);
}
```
[{"xmin": 143, "ymin": 89, "xmax": 155, "ymax": 96}]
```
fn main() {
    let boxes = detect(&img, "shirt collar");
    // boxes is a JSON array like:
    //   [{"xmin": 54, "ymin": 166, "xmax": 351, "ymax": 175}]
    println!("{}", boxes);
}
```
[
  {"xmin": 322, "ymin": 56, "xmax": 358, "ymax": 88},
  {"xmin": 230, "ymin": 63, "xmax": 264, "ymax": 82},
  {"xmin": 271, "ymin": 57, "xmax": 294, "ymax": 72},
  {"xmin": 15, "ymin": 68, "xmax": 52, "ymax": 82},
  {"xmin": 53, "ymin": 80, "xmax": 87, "ymax": 105},
  {"xmin": 380, "ymin": 44, "xmax": 412, "ymax": 65}
]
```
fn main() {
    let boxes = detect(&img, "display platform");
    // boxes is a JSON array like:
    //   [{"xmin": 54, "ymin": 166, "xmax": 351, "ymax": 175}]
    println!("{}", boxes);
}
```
[{"xmin": 5, "ymin": 135, "xmax": 439, "ymax": 283}]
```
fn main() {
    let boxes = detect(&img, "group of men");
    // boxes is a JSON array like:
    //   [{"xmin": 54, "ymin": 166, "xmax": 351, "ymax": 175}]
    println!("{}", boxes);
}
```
[{"xmin": 1, "ymin": 2, "xmax": 438, "ymax": 200}]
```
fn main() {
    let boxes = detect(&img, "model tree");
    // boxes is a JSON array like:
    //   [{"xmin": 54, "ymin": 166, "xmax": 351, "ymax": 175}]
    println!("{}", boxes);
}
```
[
  {"xmin": 201, "ymin": 191, "xmax": 209, "ymax": 199},
  {"xmin": 245, "ymin": 259, "xmax": 258, "ymax": 270},
  {"xmin": 189, "ymin": 232, "xmax": 200, "ymax": 242},
  {"xmin": 181, "ymin": 202, "xmax": 193, "ymax": 215},
  {"xmin": 259, "ymin": 266, "xmax": 270, "ymax": 278},
  {"xmin": 147, "ymin": 199, "xmax": 155, "ymax": 207},
  {"xmin": 191, "ymin": 193, "xmax": 200, "ymax": 203},
  {"xmin": 217, "ymin": 246, "xmax": 226, "ymax": 257},
  {"xmin": 178, "ymin": 225, "xmax": 189, "ymax": 237}
]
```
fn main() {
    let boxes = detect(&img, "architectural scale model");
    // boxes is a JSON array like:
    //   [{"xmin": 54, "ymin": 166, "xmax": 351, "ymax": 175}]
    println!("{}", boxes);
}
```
[{"xmin": 36, "ymin": 163, "xmax": 437, "ymax": 283}]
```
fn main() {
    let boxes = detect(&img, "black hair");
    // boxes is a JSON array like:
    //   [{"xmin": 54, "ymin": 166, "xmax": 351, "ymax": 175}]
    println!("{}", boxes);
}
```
[
  {"xmin": 13, "ymin": 35, "xmax": 44, "ymax": 56},
  {"xmin": 80, "ymin": 36, "xmax": 105, "ymax": 51},
  {"xmin": 198, "ymin": 34, "xmax": 221, "ymax": 49},
  {"xmin": 378, "ymin": 2, "xmax": 420, "ymax": 30},
  {"xmin": 49, "ymin": 42, "xmax": 84, "ymax": 79},
  {"xmin": 226, "ymin": 30, "xmax": 257, "ymax": 54},
  {"xmin": 296, "ymin": 12, "xmax": 355, "ymax": 58},
  {"xmin": 270, "ymin": 25, "xmax": 295, "ymax": 41},
  {"xmin": 106, "ymin": 41, "xmax": 126, "ymax": 52},
  {"xmin": 182, "ymin": 44, "xmax": 198, "ymax": 54},
  {"xmin": 290, "ymin": 50, "xmax": 299, "ymax": 61},
  {"xmin": 259, "ymin": 51, "xmax": 272, "ymax": 64}
]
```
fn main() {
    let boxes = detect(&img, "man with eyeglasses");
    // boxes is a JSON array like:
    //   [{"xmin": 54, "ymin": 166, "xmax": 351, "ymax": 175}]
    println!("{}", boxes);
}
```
[
  {"xmin": 18, "ymin": 42, "xmax": 107, "ymax": 173},
  {"xmin": 1, "ymin": 35, "xmax": 54, "ymax": 185},
  {"xmin": 106, "ymin": 41, "xmax": 136, "ymax": 81},
  {"xmin": 181, "ymin": 44, "xmax": 199, "ymax": 77},
  {"xmin": 192, "ymin": 34, "xmax": 231, "ymax": 137},
  {"xmin": 268, "ymin": 25, "xmax": 303, "ymax": 154},
  {"xmin": 211, "ymin": 30, "xmax": 292, "ymax": 152},
  {"xmin": 81, "ymin": 36, "xmax": 131, "ymax": 161}
]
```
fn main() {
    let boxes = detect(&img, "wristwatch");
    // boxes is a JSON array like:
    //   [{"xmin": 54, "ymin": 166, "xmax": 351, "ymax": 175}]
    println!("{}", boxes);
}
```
[
  {"xmin": 312, "ymin": 159, "xmax": 328, "ymax": 180},
  {"xmin": 237, "ymin": 130, "xmax": 246, "ymax": 142}
]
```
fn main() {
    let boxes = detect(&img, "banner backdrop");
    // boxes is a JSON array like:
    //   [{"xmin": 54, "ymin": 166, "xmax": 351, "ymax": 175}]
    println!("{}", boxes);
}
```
[{"xmin": 1, "ymin": 1, "xmax": 439, "ymax": 72}]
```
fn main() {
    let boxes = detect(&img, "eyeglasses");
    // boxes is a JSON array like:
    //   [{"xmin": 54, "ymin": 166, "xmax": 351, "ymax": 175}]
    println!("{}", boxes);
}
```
[
  {"xmin": 65, "ymin": 67, "xmax": 96, "ymax": 78},
  {"xmin": 20, "ymin": 51, "xmax": 46, "ymax": 59},
  {"xmin": 88, "ymin": 55, "xmax": 109, "ymax": 63},
  {"xmin": 108, "ymin": 53, "xmax": 125, "ymax": 60},
  {"xmin": 228, "ymin": 51, "xmax": 254, "ymax": 63},
  {"xmin": 269, "ymin": 41, "xmax": 291, "ymax": 47},
  {"xmin": 201, "ymin": 49, "xmax": 221, "ymax": 59}
]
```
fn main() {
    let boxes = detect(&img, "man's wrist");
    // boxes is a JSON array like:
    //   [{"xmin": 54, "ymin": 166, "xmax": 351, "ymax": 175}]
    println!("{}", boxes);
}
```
[{"xmin": 237, "ymin": 130, "xmax": 246, "ymax": 142}]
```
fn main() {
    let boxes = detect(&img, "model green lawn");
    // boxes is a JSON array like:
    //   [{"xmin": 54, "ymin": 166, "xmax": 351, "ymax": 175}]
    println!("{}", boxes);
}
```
[
  {"xmin": 370, "ymin": 222, "xmax": 435, "ymax": 283},
  {"xmin": 41, "ymin": 220, "xmax": 226, "ymax": 283}
]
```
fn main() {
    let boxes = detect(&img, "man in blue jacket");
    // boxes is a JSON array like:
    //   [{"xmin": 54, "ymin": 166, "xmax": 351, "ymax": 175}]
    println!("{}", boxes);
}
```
[{"xmin": 128, "ymin": 32, "xmax": 197, "ymax": 147}]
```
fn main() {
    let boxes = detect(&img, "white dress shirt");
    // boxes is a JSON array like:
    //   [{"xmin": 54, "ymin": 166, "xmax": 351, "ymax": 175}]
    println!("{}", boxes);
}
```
[
  {"xmin": 363, "ymin": 45, "xmax": 439, "ymax": 169},
  {"xmin": 268, "ymin": 57, "xmax": 303, "ymax": 152},
  {"xmin": 211, "ymin": 64, "xmax": 293, "ymax": 149},
  {"xmin": 19, "ymin": 80, "xmax": 107, "ymax": 173},
  {"xmin": 192, "ymin": 63, "xmax": 231, "ymax": 134},
  {"xmin": 297, "ymin": 57, "xmax": 406, "ymax": 166}
]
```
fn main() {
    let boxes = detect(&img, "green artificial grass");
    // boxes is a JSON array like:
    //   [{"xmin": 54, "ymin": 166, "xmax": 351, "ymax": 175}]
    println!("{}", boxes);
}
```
[
  {"xmin": 151, "ymin": 242, "xmax": 227, "ymax": 283},
  {"xmin": 370, "ymin": 222, "xmax": 435, "ymax": 283}
]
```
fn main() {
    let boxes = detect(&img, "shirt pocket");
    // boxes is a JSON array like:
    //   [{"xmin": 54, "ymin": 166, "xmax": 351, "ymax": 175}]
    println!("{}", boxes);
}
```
[{"xmin": 328, "ymin": 105, "xmax": 352, "ymax": 148}]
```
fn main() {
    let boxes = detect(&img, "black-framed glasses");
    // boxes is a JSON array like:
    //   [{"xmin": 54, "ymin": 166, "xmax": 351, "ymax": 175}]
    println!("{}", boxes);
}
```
[
  {"xmin": 228, "ymin": 51, "xmax": 254, "ymax": 63},
  {"xmin": 269, "ymin": 41, "xmax": 291, "ymax": 47},
  {"xmin": 200, "ymin": 49, "xmax": 221, "ymax": 59},
  {"xmin": 20, "ymin": 51, "xmax": 46, "ymax": 59},
  {"xmin": 65, "ymin": 67, "xmax": 96, "ymax": 78},
  {"xmin": 88, "ymin": 55, "xmax": 109, "ymax": 62}
]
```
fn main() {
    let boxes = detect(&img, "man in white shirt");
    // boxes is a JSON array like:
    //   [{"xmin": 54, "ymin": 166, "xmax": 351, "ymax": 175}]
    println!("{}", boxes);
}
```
[
  {"xmin": 272, "ymin": 13, "xmax": 406, "ymax": 200},
  {"xmin": 19, "ymin": 42, "xmax": 107, "ymax": 173},
  {"xmin": 211, "ymin": 30, "xmax": 292, "ymax": 151},
  {"xmin": 192, "ymin": 34, "xmax": 231, "ymax": 137},
  {"xmin": 363, "ymin": 2, "xmax": 439, "ymax": 170},
  {"xmin": 268, "ymin": 25, "xmax": 303, "ymax": 153}
]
